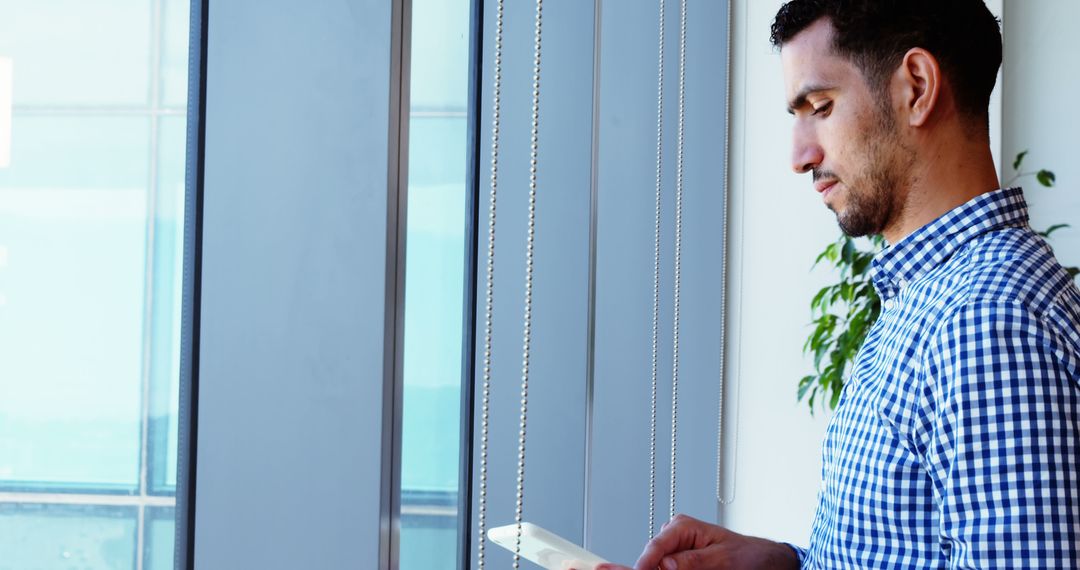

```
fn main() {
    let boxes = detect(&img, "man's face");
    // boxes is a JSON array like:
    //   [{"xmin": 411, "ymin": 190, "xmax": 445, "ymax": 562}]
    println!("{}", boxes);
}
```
[{"xmin": 781, "ymin": 18, "xmax": 913, "ymax": 237}]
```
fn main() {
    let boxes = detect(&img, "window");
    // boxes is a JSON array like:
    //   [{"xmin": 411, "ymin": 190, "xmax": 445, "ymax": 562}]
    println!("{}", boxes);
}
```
[
  {"xmin": 399, "ymin": 0, "xmax": 472, "ymax": 567},
  {"xmin": 0, "ymin": 0, "xmax": 193, "ymax": 567},
  {"xmin": 18, "ymin": 1, "xmax": 732, "ymax": 566}
]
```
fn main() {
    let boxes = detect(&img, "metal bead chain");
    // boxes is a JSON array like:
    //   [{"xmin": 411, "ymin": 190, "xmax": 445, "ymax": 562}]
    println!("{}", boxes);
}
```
[
  {"xmin": 477, "ymin": 0, "xmax": 504, "ymax": 567},
  {"xmin": 513, "ymin": 0, "xmax": 543, "ymax": 567},
  {"xmin": 717, "ymin": 0, "xmax": 739, "ymax": 506},
  {"xmin": 669, "ymin": 0, "xmax": 687, "ymax": 523},
  {"xmin": 648, "ymin": 0, "xmax": 665, "ymax": 541}
]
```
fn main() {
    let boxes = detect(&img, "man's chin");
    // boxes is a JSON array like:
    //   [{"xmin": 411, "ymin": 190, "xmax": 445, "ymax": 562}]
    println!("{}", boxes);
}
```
[
  {"xmin": 836, "ymin": 215, "xmax": 877, "ymax": 238},
  {"xmin": 835, "ymin": 209, "xmax": 861, "ymax": 237}
]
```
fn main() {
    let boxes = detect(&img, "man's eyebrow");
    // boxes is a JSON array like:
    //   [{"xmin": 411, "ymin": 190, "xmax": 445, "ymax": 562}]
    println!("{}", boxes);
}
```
[{"xmin": 787, "ymin": 84, "xmax": 834, "ymax": 115}]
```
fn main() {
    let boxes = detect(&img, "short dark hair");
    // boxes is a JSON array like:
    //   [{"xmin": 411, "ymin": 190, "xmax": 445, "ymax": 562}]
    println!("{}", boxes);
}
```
[{"xmin": 770, "ymin": 0, "xmax": 1002, "ymax": 125}]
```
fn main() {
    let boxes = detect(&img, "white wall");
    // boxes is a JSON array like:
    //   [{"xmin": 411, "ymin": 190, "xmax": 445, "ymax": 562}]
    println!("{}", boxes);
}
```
[
  {"xmin": 718, "ymin": 0, "xmax": 835, "ymax": 544},
  {"xmin": 1002, "ymin": 0, "xmax": 1080, "ymax": 270}
]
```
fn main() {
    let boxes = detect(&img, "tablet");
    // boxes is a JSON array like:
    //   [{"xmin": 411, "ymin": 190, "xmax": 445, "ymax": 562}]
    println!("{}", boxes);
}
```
[{"xmin": 487, "ymin": 522, "xmax": 608, "ymax": 570}]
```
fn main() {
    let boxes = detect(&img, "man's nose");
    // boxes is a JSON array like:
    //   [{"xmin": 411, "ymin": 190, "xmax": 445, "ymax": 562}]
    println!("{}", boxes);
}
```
[{"xmin": 791, "ymin": 128, "xmax": 823, "ymax": 174}]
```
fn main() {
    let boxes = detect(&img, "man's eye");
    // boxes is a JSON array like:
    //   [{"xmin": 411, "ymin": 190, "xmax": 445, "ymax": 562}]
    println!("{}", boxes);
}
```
[{"xmin": 812, "ymin": 102, "xmax": 833, "ymax": 116}]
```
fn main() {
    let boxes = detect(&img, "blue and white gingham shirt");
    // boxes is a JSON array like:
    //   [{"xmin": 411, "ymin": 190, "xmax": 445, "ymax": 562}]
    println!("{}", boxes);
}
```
[{"xmin": 796, "ymin": 187, "xmax": 1080, "ymax": 568}]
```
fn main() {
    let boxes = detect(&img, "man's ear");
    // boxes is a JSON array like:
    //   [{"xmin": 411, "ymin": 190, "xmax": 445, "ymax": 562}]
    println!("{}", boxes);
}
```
[{"xmin": 896, "ymin": 47, "xmax": 942, "ymax": 127}]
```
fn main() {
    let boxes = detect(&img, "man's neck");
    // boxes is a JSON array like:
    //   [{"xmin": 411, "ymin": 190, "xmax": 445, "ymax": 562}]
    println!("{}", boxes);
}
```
[{"xmin": 883, "ymin": 135, "xmax": 1001, "ymax": 245}]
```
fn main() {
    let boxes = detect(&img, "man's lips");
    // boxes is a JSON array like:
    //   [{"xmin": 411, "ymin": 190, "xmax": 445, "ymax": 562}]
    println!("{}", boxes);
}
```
[{"xmin": 815, "ymin": 179, "xmax": 839, "ymax": 195}]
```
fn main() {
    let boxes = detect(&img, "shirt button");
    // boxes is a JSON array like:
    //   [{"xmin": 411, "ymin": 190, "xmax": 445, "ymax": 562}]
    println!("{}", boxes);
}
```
[{"xmin": 884, "ymin": 299, "xmax": 895, "ymax": 310}]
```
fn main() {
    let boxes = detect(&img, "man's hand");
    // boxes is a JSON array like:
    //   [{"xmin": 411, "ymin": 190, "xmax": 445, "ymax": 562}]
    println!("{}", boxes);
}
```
[{"xmin": 595, "ymin": 514, "xmax": 799, "ymax": 570}]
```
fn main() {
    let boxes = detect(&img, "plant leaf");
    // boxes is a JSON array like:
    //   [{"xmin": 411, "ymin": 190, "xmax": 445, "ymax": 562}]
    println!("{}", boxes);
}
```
[
  {"xmin": 849, "ymin": 310, "xmax": 867, "ymax": 341},
  {"xmin": 1012, "ymin": 150, "xmax": 1028, "ymax": 171},
  {"xmin": 807, "ymin": 320, "xmax": 831, "ymax": 353},
  {"xmin": 1040, "ymin": 224, "xmax": 1071, "ymax": 238},
  {"xmin": 822, "ymin": 362, "xmax": 837, "ymax": 380},
  {"xmin": 814, "ymin": 243, "xmax": 838, "ymax": 267},
  {"xmin": 856, "ymin": 282, "xmax": 879, "ymax": 303},
  {"xmin": 823, "ymin": 242, "xmax": 839, "ymax": 264},
  {"xmin": 798, "ymin": 375, "xmax": 816, "ymax": 400},
  {"xmin": 840, "ymin": 282, "xmax": 854, "ymax": 302},
  {"xmin": 1036, "ymin": 169, "xmax": 1056, "ymax": 187},
  {"xmin": 841, "ymin": 238, "xmax": 856, "ymax": 265},
  {"xmin": 852, "ymin": 254, "xmax": 873, "ymax": 277},
  {"xmin": 814, "ymin": 342, "xmax": 829, "ymax": 371},
  {"xmin": 834, "ymin": 331, "xmax": 850, "ymax": 361}
]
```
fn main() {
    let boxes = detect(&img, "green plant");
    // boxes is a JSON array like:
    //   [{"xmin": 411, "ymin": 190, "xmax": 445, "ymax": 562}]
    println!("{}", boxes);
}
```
[{"xmin": 799, "ymin": 151, "xmax": 1077, "ymax": 414}]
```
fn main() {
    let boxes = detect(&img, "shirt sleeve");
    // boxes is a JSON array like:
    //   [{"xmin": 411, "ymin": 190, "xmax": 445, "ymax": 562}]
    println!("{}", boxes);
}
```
[{"xmin": 918, "ymin": 301, "xmax": 1080, "ymax": 569}]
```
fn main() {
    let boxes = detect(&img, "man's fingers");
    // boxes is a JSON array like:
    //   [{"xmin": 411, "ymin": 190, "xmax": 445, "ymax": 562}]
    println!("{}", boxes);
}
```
[
  {"xmin": 594, "ymin": 564, "xmax": 633, "ymax": 570},
  {"xmin": 633, "ymin": 515, "xmax": 705, "ymax": 570},
  {"xmin": 634, "ymin": 530, "xmax": 683, "ymax": 569},
  {"xmin": 660, "ymin": 545, "xmax": 727, "ymax": 570}
]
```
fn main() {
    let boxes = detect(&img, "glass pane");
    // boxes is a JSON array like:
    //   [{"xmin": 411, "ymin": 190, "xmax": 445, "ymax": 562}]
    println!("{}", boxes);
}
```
[
  {"xmin": 401, "ymin": 508, "xmax": 460, "ymax": 569},
  {"xmin": 161, "ymin": 0, "xmax": 191, "ymax": 108},
  {"xmin": 400, "ymin": 0, "xmax": 471, "ymax": 567},
  {"xmin": 0, "ymin": 0, "xmax": 151, "ymax": 106},
  {"xmin": 149, "ymin": 116, "xmax": 188, "ymax": 494},
  {"xmin": 144, "ymin": 507, "xmax": 177, "ymax": 570},
  {"xmin": 0, "ymin": 116, "xmax": 148, "ymax": 491},
  {"xmin": 0, "ymin": 504, "xmax": 137, "ymax": 569},
  {"xmin": 0, "ymin": 0, "xmax": 192, "ymax": 566},
  {"xmin": 410, "ymin": 0, "xmax": 470, "ymax": 113}
]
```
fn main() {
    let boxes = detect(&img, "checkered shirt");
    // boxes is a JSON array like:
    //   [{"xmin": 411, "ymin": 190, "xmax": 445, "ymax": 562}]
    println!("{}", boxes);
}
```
[{"xmin": 794, "ymin": 187, "xmax": 1080, "ymax": 568}]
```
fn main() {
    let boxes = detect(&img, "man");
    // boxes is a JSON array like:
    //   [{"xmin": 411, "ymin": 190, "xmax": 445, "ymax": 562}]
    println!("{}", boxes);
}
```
[{"xmin": 600, "ymin": 0, "xmax": 1080, "ymax": 568}]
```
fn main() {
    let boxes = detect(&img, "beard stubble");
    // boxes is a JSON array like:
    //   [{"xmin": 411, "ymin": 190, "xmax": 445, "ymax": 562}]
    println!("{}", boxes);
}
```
[{"xmin": 830, "ymin": 104, "xmax": 913, "ymax": 238}]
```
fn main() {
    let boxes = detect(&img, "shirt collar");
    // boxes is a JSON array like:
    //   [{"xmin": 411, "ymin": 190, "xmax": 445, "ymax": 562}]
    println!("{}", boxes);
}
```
[{"xmin": 871, "ymin": 187, "xmax": 1030, "ymax": 300}]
